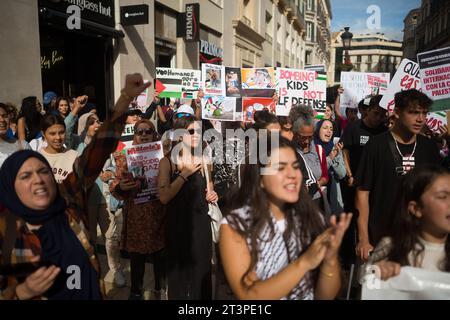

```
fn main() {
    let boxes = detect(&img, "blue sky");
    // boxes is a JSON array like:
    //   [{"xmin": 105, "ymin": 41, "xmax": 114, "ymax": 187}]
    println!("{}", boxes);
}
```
[{"xmin": 331, "ymin": 0, "xmax": 421, "ymax": 40}]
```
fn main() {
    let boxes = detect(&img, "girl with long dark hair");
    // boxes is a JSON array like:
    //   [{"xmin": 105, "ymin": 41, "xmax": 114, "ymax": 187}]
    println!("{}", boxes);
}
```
[
  {"xmin": 17, "ymin": 96, "xmax": 43, "ymax": 143},
  {"xmin": 364, "ymin": 164, "xmax": 450, "ymax": 280},
  {"xmin": 220, "ymin": 137, "xmax": 352, "ymax": 300}
]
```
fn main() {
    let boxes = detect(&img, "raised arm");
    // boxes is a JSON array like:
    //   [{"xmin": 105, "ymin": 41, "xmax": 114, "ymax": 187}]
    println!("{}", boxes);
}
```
[{"xmin": 62, "ymin": 74, "xmax": 151, "ymax": 205}]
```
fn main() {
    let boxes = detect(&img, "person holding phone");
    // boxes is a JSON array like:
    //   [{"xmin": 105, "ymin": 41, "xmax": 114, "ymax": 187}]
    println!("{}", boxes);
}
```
[{"xmin": 0, "ymin": 74, "xmax": 150, "ymax": 300}]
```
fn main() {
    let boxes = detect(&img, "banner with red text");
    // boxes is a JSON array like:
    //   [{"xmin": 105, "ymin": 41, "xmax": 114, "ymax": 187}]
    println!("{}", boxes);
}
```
[
  {"xmin": 276, "ymin": 68, "xmax": 327, "ymax": 116},
  {"xmin": 380, "ymin": 59, "xmax": 421, "ymax": 112},
  {"xmin": 125, "ymin": 142, "xmax": 164, "ymax": 204},
  {"xmin": 418, "ymin": 46, "xmax": 450, "ymax": 112}
]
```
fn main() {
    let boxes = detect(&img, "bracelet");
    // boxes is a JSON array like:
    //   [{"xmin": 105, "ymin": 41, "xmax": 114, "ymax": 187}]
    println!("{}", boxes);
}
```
[
  {"xmin": 320, "ymin": 269, "xmax": 335, "ymax": 278},
  {"xmin": 120, "ymin": 89, "xmax": 133, "ymax": 101},
  {"xmin": 178, "ymin": 174, "xmax": 188, "ymax": 182}
]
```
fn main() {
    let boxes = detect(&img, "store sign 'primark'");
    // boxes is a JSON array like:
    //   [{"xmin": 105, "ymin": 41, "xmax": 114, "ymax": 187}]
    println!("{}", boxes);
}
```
[{"xmin": 185, "ymin": 3, "xmax": 199, "ymax": 42}]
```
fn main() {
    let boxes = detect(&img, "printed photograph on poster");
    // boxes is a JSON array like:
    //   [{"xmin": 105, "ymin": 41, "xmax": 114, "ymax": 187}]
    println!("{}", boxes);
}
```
[
  {"xmin": 201, "ymin": 96, "xmax": 242, "ymax": 121},
  {"xmin": 241, "ymin": 68, "xmax": 276, "ymax": 98},
  {"xmin": 379, "ymin": 59, "xmax": 421, "ymax": 112},
  {"xmin": 202, "ymin": 64, "xmax": 225, "ymax": 96},
  {"xmin": 418, "ymin": 46, "xmax": 450, "ymax": 112},
  {"xmin": 225, "ymin": 67, "xmax": 242, "ymax": 97},
  {"xmin": 276, "ymin": 68, "xmax": 327, "ymax": 116},
  {"xmin": 242, "ymin": 97, "xmax": 276, "ymax": 123},
  {"xmin": 340, "ymin": 72, "xmax": 390, "ymax": 110},
  {"xmin": 125, "ymin": 142, "xmax": 164, "ymax": 204},
  {"xmin": 155, "ymin": 68, "xmax": 201, "ymax": 99}
]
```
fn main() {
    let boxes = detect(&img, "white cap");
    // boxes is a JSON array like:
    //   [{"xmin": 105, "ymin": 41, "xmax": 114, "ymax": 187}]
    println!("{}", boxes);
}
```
[{"xmin": 175, "ymin": 104, "xmax": 195, "ymax": 116}]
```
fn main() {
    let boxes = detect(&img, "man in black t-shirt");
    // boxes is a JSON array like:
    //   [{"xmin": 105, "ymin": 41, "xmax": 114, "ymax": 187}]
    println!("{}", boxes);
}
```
[
  {"xmin": 341, "ymin": 96, "xmax": 388, "ymax": 209},
  {"xmin": 355, "ymin": 89, "xmax": 441, "ymax": 261}
]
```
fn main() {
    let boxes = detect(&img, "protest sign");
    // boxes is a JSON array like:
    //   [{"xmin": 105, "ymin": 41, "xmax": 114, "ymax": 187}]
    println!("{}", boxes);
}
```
[
  {"xmin": 276, "ymin": 68, "xmax": 327, "ymax": 116},
  {"xmin": 380, "ymin": 59, "xmax": 421, "ymax": 112},
  {"xmin": 155, "ymin": 68, "xmax": 201, "ymax": 99},
  {"xmin": 241, "ymin": 67, "xmax": 276, "ymax": 98},
  {"xmin": 225, "ymin": 67, "xmax": 243, "ymax": 97},
  {"xmin": 340, "ymin": 72, "xmax": 390, "ymax": 109},
  {"xmin": 426, "ymin": 111, "xmax": 448, "ymax": 134},
  {"xmin": 242, "ymin": 97, "xmax": 276, "ymax": 122},
  {"xmin": 125, "ymin": 141, "xmax": 164, "ymax": 204},
  {"xmin": 128, "ymin": 79, "xmax": 150, "ymax": 113},
  {"xmin": 116, "ymin": 124, "xmax": 135, "ymax": 153},
  {"xmin": 202, "ymin": 63, "xmax": 225, "ymax": 96},
  {"xmin": 304, "ymin": 64, "xmax": 326, "ymax": 75},
  {"xmin": 418, "ymin": 46, "xmax": 450, "ymax": 112},
  {"xmin": 202, "ymin": 96, "xmax": 242, "ymax": 121}
]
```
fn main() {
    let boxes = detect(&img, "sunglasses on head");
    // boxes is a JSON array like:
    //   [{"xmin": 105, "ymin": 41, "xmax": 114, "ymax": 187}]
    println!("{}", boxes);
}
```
[
  {"xmin": 176, "ymin": 113, "xmax": 192, "ymax": 119},
  {"xmin": 136, "ymin": 128, "xmax": 155, "ymax": 136}
]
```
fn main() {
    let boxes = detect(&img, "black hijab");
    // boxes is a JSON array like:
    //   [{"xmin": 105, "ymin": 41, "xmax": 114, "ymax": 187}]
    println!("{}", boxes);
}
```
[{"xmin": 0, "ymin": 150, "xmax": 101, "ymax": 300}]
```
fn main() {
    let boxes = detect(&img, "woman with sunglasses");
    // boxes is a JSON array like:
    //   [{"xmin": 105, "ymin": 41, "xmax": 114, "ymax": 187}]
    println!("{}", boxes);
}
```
[
  {"xmin": 158, "ymin": 115, "xmax": 218, "ymax": 299},
  {"xmin": 110, "ymin": 120, "xmax": 166, "ymax": 300}
]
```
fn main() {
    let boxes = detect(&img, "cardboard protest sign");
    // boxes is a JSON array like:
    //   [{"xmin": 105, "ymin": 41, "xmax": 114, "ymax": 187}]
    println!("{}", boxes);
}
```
[
  {"xmin": 241, "ymin": 67, "xmax": 276, "ymax": 98},
  {"xmin": 242, "ymin": 97, "xmax": 276, "ymax": 122},
  {"xmin": 418, "ymin": 46, "xmax": 450, "ymax": 112},
  {"xmin": 426, "ymin": 111, "xmax": 448, "ymax": 134},
  {"xmin": 276, "ymin": 68, "xmax": 327, "ymax": 116},
  {"xmin": 202, "ymin": 63, "xmax": 225, "ymax": 96},
  {"xmin": 202, "ymin": 96, "xmax": 242, "ymax": 121},
  {"xmin": 340, "ymin": 72, "xmax": 390, "ymax": 109},
  {"xmin": 380, "ymin": 59, "xmax": 421, "ymax": 112},
  {"xmin": 155, "ymin": 68, "xmax": 201, "ymax": 99},
  {"xmin": 225, "ymin": 67, "xmax": 243, "ymax": 97},
  {"xmin": 125, "ymin": 142, "xmax": 164, "ymax": 204}
]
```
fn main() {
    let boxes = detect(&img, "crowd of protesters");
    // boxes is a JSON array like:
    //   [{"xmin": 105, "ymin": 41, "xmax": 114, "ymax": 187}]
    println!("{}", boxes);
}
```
[{"xmin": 0, "ymin": 73, "xmax": 449, "ymax": 301}]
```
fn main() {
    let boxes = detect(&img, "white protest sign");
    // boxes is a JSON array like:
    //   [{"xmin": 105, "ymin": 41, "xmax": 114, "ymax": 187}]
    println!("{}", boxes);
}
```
[
  {"xmin": 418, "ymin": 46, "xmax": 450, "ymax": 112},
  {"xmin": 276, "ymin": 68, "xmax": 327, "ymax": 116},
  {"xmin": 202, "ymin": 64, "xmax": 225, "ymax": 96},
  {"xmin": 379, "ymin": 59, "xmax": 421, "ymax": 112},
  {"xmin": 156, "ymin": 68, "xmax": 201, "ymax": 99},
  {"xmin": 426, "ymin": 111, "xmax": 448, "ymax": 134},
  {"xmin": 340, "ymin": 72, "xmax": 390, "ymax": 109},
  {"xmin": 201, "ymin": 96, "xmax": 242, "ymax": 122},
  {"xmin": 125, "ymin": 142, "xmax": 164, "ymax": 204}
]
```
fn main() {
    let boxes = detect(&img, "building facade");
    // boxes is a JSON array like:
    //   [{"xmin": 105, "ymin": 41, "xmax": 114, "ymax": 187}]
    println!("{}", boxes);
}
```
[
  {"xmin": 403, "ymin": 0, "xmax": 450, "ymax": 61},
  {"xmin": 304, "ymin": 0, "xmax": 332, "ymax": 67},
  {"xmin": 0, "ymin": 0, "xmax": 317, "ymax": 111},
  {"xmin": 329, "ymin": 32, "xmax": 403, "ymax": 85}
]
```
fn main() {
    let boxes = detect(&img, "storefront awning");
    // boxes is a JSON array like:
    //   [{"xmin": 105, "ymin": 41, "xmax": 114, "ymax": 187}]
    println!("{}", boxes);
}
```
[{"xmin": 39, "ymin": 7, "xmax": 125, "ymax": 38}]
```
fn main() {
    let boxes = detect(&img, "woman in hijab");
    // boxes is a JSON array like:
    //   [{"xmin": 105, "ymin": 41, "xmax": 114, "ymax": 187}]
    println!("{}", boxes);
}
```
[
  {"xmin": 314, "ymin": 119, "xmax": 346, "ymax": 216},
  {"xmin": 0, "ymin": 74, "xmax": 150, "ymax": 300}
]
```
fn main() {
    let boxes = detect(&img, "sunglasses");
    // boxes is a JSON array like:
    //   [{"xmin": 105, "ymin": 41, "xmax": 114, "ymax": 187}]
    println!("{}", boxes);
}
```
[
  {"xmin": 176, "ymin": 113, "xmax": 192, "ymax": 119},
  {"xmin": 136, "ymin": 128, "xmax": 155, "ymax": 136},
  {"xmin": 187, "ymin": 128, "xmax": 201, "ymax": 135}
]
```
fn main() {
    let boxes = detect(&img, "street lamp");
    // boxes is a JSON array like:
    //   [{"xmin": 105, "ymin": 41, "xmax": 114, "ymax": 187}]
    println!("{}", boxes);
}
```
[{"xmin": 341, "ymin": 27, "xmax": 353, "ymax": 65}]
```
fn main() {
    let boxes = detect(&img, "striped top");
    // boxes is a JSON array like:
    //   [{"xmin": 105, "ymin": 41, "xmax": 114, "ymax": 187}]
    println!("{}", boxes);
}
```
[{"xmin": 223, "ymin": 206, "xmax": 315, "ymax": 300}]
